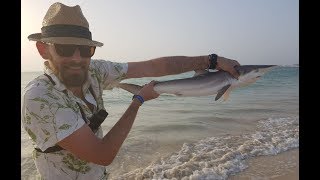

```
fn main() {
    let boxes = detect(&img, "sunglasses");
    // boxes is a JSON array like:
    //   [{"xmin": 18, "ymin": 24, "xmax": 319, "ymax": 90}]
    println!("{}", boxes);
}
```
[{"xmin": 53, "ymin": 44, "xmax": 96, "ymax": 58}]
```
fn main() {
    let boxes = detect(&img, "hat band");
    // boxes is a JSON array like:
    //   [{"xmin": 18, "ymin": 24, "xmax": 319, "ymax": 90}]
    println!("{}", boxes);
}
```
[{"xmin": 41, "ymin": 24, "xmax": 92, "ymax": 40}]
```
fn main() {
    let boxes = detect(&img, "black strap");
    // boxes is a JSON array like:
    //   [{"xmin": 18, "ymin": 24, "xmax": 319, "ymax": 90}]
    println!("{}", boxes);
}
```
[
  {"xmin": 35, "ymin": 146, "xmax": 63, "ymax": 153},
  {"xmin": 77, "ymin": 102, "xmax": 88, "ymax": 123},
  {"xmin": 43, "ymin": 73, "xmax": 56, "ymax": 85},
  {"xmin": 88, "ymin": 86, "xmax": 96, "ymax": 102}
]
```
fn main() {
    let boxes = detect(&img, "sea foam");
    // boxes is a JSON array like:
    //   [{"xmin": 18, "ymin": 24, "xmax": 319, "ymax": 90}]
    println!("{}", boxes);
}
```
[{"xmin": 113, "ymin": 116, "xmax": 299, "ymax": 180}]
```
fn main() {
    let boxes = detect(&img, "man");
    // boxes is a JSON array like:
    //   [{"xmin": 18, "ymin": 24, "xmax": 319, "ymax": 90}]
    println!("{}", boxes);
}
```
[{"xmin": 21, "ymin": 2, "xmax": 240, "ymax": 180}]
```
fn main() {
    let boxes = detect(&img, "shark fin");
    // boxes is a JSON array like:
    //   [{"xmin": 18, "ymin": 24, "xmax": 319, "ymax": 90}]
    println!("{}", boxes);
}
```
[
  {"xmin": 193, "ymin": 70, "xmax": 209, "ymax": 77},
  {"xmin": 117, "ymin": 83, "xmax": 142, "ymax": 95},
  {"xmin": 215, "ymin": 84, "xmax": 231, "ymax": 101},
  {"xmin": 222, "ymin": 87, "xmax": 233, "ymax": 101}
]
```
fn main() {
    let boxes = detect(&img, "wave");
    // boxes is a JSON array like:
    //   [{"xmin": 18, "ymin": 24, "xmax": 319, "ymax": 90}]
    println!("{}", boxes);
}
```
[
  {"xmin": 278, "ymin": 64, "xmax": 299, "ymax": 67},
  {"xmin": 112, "ymin": 116, "xmax": 299, "ymax": 180}
]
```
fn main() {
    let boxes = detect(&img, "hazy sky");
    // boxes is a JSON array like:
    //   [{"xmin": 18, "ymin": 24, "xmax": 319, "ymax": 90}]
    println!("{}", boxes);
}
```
[{"xmin": 21, "ymin": 0, "xmax": 299, "ymax": 72}]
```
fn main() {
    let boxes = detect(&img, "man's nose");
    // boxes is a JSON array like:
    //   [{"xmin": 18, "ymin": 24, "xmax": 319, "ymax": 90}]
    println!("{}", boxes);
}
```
[{"xmin": 70, "ymin": 48, "xmax": 82, "ymax": 61}]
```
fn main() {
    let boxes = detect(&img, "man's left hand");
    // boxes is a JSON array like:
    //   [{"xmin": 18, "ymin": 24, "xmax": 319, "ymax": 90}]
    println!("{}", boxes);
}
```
[{"xmin": 216, "ymin": 57, "xmax": 241, "ymax": 79}]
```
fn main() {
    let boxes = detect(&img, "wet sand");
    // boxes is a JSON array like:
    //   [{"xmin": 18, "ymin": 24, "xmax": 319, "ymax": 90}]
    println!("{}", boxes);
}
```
[{"xmin": 229, "ymin": 149, "xmax": 299, "ymax": 180}]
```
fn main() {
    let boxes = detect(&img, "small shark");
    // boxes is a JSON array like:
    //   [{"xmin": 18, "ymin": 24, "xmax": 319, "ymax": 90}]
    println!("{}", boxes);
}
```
[{"xmin": 117, "ymin": 65, "xmax": 276, "ymax": 101}]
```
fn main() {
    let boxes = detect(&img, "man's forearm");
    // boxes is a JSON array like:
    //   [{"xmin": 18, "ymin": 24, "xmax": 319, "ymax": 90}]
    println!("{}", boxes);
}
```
[
  {"xmin": 101, "ymin": 99, "xmax": 141, "ymax": 163},
  {"xmin": 127, "ymin": 56, "xmax": 210, "ymax": 78}
]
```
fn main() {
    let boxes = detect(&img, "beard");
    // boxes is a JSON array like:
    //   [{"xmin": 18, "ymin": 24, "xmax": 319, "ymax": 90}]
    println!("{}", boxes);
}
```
[
  {"xmin": 47, "ymin": 49, "xmax": 90, "ymax": 87},
  {"xmin": 58, "ymin": 63, "xmax": 88, "ymax": 87}
]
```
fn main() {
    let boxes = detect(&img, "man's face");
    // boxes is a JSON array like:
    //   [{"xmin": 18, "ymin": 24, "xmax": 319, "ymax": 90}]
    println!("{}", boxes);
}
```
[{"xmin": 47, "ymin": 44, "xmax": 95, "ymax": 87}]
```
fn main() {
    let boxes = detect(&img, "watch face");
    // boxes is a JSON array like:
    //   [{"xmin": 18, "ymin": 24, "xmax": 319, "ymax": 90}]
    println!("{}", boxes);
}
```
[{"xmin": 209, "ymin": 54, "xmax": 218, "ymax": 69}]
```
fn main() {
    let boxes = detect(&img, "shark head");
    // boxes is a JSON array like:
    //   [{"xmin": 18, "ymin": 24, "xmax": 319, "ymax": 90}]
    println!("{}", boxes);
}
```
[{"xmin": 235, "ymin": 65, "xmax": 276, "ymax": 86}]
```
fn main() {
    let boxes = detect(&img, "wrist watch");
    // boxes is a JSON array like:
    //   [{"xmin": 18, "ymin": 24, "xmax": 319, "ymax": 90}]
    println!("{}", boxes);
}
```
[{"xmin": 208, "ymin": 53, "xmax": 218, "ymax": 69}]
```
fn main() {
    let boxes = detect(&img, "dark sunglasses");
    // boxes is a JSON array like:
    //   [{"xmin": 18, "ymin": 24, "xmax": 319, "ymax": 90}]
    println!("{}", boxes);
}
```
[{"xmin": 53, "ymin": 44, "xmax": 96, "ymax": 58}]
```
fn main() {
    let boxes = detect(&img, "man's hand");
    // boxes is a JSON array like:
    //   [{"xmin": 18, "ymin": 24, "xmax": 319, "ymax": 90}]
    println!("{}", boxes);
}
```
[
  {"xmin": 137, "ymin": 81, "xmax": 160, "ymax": 101},
  {"xmin": 216, "ymin": 56, "xmax": 241, "ymax": 79}
]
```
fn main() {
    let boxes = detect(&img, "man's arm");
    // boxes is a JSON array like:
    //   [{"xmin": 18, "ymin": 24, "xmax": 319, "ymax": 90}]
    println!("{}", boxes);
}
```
[
  {"xmin": 57, "ymin": 99, "xmax": 141, "ymax": 166},
  {"xmin": 57, "ymin": 81, "xmax": 159, "ymax": 166},
  {"xmin": 126, "ymin": 55, "xmax": 240, "ymax": 79},
  {"xmin": 126, "ymin": 56, "xmax": 209, "ymax": 78}
]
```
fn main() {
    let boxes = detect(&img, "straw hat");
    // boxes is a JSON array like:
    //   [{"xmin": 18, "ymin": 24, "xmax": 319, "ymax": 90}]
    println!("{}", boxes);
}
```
[{"xmin": 28, "ymin": 2, "xmax": 103, "ymax": 47}]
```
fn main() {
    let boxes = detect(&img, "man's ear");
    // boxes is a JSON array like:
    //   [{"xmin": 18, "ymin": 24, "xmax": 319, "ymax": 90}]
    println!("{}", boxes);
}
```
[{"xmin": 36, "ymin": 41, "xmax": 50, "ymax": 59}]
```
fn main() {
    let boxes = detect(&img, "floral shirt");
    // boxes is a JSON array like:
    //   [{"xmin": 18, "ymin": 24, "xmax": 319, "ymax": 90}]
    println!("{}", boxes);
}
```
[{"xmin": 21, "ymin": 59, "xmax": 128, "ymax": 180}]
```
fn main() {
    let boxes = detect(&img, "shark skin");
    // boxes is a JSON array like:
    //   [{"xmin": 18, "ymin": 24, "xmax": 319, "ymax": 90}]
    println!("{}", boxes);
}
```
[{"xmin": 116, "ymin": 65, "xmax": 276, "ymax": 101}]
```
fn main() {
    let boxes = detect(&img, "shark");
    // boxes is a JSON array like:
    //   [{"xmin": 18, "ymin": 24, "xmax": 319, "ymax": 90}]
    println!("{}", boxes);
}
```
[{"xmin": 116, "ymin": 65, "xmax": 276, "ymax": 101}]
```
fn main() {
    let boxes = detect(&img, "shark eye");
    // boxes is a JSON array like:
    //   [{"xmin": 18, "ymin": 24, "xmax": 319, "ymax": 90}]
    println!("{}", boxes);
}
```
[{"xmin": 256, "ymin": 76, "xmax": 261, "ymax": 78}]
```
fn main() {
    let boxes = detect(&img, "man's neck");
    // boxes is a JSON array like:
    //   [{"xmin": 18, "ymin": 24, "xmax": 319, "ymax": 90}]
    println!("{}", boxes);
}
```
[{"xmin": 67, "ymin": 86, "xmax": 84, "ymax": 99}]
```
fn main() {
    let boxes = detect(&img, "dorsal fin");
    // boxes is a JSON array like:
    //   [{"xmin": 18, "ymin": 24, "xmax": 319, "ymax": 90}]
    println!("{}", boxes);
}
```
[
  {"xmin": 215, "ymin": 84, "xmax": 231, "ymax": 101},
  {"xmin": 193, "ymin": 70, "xmax": 209, "ymax": 77}
]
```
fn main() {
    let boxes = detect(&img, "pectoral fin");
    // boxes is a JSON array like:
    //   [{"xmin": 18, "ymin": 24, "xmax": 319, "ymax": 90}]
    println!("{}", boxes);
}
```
[
  {"xmin": 222, "ymin": 87, "xmax": 233, "ymax": 101},
  {"xmin": 215, "ymin": 84, "xmax": 231, "ymax": 101}
]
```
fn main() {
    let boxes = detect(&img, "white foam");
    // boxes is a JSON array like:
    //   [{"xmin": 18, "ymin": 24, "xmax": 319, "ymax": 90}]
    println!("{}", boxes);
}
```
[{"xmin": 113, "ymin": 116, "xmax": 299, "ymax": 180}]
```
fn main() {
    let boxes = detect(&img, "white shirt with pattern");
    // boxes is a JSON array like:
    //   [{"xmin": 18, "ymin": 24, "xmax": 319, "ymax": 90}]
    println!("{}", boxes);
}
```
[{"xmin": 21, "ymin": 59, "xmax": 128, "ymax": 180}]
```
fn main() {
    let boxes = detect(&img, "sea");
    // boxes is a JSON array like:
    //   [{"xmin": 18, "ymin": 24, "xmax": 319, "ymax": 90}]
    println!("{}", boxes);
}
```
[{"xmin": 21, "ymin": 65, "xmax": 299, "ymax": 180}]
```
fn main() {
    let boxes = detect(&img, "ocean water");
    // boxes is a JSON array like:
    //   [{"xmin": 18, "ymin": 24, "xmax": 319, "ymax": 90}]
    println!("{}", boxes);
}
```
[{"xmin": 21, "ymin": 66, "xmax": 299, "ymax": 179}]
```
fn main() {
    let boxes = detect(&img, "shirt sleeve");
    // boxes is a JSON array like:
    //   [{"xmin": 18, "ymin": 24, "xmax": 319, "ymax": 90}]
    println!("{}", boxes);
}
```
[
  {"xmin": 89, "ymin": 59, "xmax": 128, "ymax": 90},
  {"xmin": 21, "ymin": 85, "xmax": 85, "ymax": 151}
]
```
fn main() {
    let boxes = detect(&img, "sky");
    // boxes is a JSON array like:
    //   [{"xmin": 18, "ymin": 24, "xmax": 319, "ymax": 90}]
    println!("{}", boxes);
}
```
[{"xmin": 21, "ymin": 0, "xmax": 299, "ymax": 72}]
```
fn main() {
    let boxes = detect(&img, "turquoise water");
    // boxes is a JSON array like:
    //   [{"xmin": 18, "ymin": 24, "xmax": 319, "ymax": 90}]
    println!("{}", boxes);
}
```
[{"xmin": 21, "ymin": 66, "xmax": 299, "ymax": 179}]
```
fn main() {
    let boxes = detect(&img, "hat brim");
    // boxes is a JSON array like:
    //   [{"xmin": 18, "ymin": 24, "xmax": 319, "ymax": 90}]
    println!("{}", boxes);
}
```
[{"xmin": 28, "ymin": 33, "xmax": 103, "ymax": 47}]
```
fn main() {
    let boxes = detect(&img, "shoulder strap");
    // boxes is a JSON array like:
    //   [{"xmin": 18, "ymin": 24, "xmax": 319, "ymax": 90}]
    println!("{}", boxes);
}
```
[
  {"xmin": 43, "ymin": 73, "xmax": 56, "ymax": 85},
  {"xmin": 35, "ymin": 146, "xmax": 63, "ymax": 153}
]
